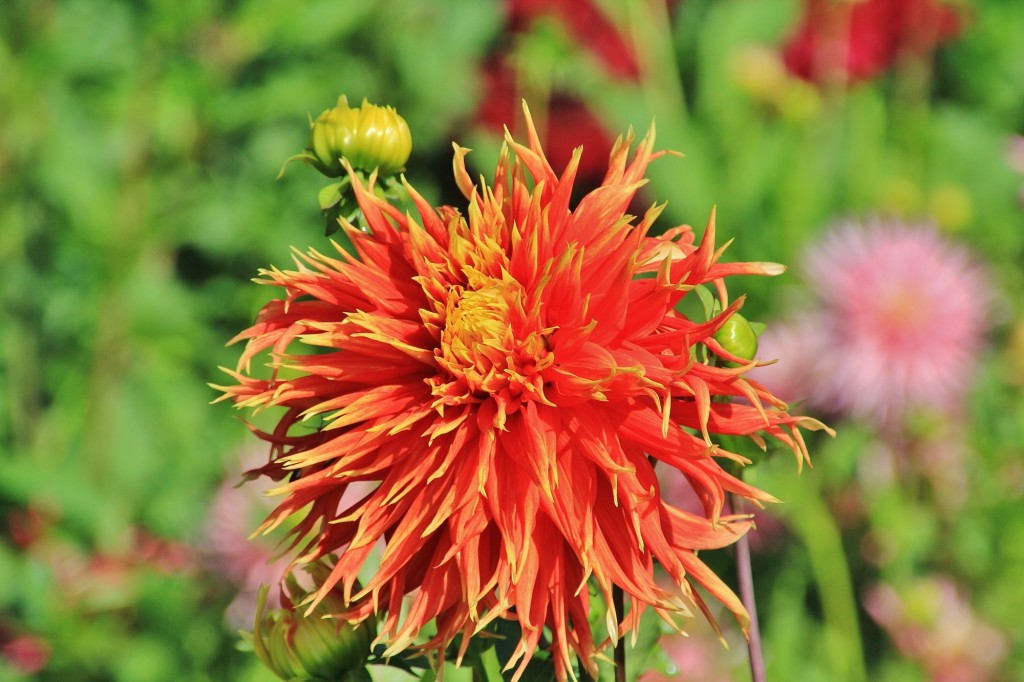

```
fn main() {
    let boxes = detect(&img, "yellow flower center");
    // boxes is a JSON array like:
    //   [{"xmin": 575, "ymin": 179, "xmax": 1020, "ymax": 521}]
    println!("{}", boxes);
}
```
[{"xmin": 440, "ymin": 281, "xmax": 514, "ymax": 394}]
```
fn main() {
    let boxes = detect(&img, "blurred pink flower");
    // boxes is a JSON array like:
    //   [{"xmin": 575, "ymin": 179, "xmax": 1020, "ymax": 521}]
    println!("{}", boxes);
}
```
[
  {"xmin": 202, "ymin": 452, "xmax": 292, "ymax": 629},
  {"xmin": 864, "ymin": 576, "xmax": 1008, "ymax": 682},
  {"xmin": 796, "ymin": 219, "xmax": 989, "ymax": 425},
  {"xmin": 751, "ymin": 220, "xmax": 989, "ymax": 427},
  {"xmin": 1008, "ymin": 136, "xmax": 1024, "ymax": 208}
]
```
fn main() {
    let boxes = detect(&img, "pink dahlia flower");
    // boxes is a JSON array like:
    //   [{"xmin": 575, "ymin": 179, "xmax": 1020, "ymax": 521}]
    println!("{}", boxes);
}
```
[
  {"xmin": 801, "ymin": 219, "xmax": 989, "ymax": 424},
  {"xmin": 864, "ymin": 576, "xmax": 1008, "ymax": 682},
  {"xmin": 202, "ymin": 452, "xmax": 292, "ymax": 628}
]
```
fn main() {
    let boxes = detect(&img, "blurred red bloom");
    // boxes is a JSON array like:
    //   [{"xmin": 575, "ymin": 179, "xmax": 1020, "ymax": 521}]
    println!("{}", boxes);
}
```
[
  {"xmin": 477, "ymin": 57, "xmax": 618, "ymax": 183},
  {"xmin": 218, "ymin": 111, "xmax": 824, "ymax": 680},
  {"xmin": 202, "ymin": 452, "xmax": 292, "ymax": 629},
  {"xmin": 782, "ymin": 0, "xmax": 963, "ymax": 85},
  {"xmin": 476, "ymin": 1, "xmax": 644, "ymax": 186},
  {"xmin": 506, "ymin": 0, "xmax": 641, "ymax": 80},
  {"xmin": 0, "ymin": 634, "xmax": 50, "ymax": 675}
]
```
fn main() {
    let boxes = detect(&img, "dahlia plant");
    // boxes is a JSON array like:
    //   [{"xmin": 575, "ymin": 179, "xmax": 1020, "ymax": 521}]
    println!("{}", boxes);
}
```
[{"xmin": 216, "ymin": 96, "xmax": 827, "ymax": 681}]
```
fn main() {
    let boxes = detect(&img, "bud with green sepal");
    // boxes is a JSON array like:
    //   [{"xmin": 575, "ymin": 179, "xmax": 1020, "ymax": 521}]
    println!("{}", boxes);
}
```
[
  {"xmin": 306, "ymin": 95, "xmax": 411, "ymax": 177},
  {"xmin": 247, "ymin": 562, "xmax": 375, "ymax": 682},
  {"xmin": 279, "ymin": 95, "xmax": 412, "ymax": 235}
]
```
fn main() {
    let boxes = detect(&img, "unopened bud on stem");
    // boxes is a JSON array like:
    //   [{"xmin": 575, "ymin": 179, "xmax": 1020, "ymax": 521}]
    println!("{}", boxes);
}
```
[
  {"xmin": 308, "ymin": 95, "xmax": 412, "ymax": 177},
  {"xmin": 250, "ymin": 569, "xmax": 374, "ymax": 681},
  {"xmin": 714, "ymin": 312, "xmax": 760, "ymax": 367}
]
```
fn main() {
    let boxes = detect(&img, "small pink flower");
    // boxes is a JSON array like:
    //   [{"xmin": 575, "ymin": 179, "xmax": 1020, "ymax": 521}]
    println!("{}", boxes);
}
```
[
  {"xmin": 1007, "ymin": 136, "xmax": 1024, "ymax": 208},
  {"xmin": 864, "ymin": 576, "xmax": 1008, "ymax": 681},
  {"xmin": 801, "ymin": 219, "xmax": 989, "ymax": 425},
  {"xmin": 202, "ymin": 451, "xmax": 291, "ymax": 628},
  {"xmin": 1, "ymin": 634, "xmax": 50, "ymax": 675}
]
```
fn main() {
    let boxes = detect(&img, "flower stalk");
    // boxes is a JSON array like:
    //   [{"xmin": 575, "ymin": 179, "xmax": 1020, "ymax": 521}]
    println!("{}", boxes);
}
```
[{"xmin": 730, "ymin": 492, "xmax": 767, "ymax": 682}]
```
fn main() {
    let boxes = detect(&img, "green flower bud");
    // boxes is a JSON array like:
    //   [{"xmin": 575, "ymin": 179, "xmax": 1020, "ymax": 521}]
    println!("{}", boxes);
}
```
[
  {"xmin": 250, "ymin": 571, "xmax": 374, "ymax": 681},
  {"xmin": 713, "ymin": 312, "xmax": 759, "ymax": 367},
  {"xmin": 308, "ymin": 95, "xmax": 412, "ymax": 177}
]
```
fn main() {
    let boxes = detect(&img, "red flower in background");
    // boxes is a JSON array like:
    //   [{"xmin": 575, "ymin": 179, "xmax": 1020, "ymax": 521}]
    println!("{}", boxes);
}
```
[
  {"xmin": 782, "ymin": 0, "xmax": 963, "ymax": 85},
  {"xmin": 0, "ymin": 633, "xmax": 50, "ymax": 676},
  {"xmin": 476, "ymin": 1, "xmax": 644, "ymax": 185},
  {"xmin": 506, "ymin": 0, "xmax": 641, "ymax": 80},
  {"xmin": 477, "ymin": 57, "xmax": 621, "ymax": 183}
]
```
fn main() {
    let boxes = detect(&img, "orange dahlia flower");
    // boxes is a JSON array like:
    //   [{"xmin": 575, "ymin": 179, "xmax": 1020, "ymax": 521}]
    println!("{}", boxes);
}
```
[{"xmin": 218, "ymin": 109, "xmax": 824, "ymax": 680}]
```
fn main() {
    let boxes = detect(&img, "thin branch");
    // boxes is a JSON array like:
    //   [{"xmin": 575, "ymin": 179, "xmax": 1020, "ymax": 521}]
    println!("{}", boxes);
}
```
[{"xmin": 730, "ymin": 493, "xmax": 766, "ymax": 682}]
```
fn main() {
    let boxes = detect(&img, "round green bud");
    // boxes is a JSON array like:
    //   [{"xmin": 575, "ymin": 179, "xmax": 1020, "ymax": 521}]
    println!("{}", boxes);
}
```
[
  {"xmin": 308, "ymin": 95, "xmax": 412, "ymax": 177},
  {"xmin": 251, "ymin": 579, "xmax": 374, "ymax": 681},
  {"xmin": 713, "ymin": 312, "xmax": 759, "ymax": 367}
]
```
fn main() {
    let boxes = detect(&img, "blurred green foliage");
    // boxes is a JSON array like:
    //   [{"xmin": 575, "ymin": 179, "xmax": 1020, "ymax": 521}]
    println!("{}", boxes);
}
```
[
  {"xmin": 1, "ymin": 0, "xmax": 1023, "ymax": 680},
  {"xmin": 0, "ymin": 0, "xmax": 499, "ymax": 679}
]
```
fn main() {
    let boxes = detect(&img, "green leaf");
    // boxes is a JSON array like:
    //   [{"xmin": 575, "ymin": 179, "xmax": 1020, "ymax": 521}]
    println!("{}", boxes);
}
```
[
  {"xmin": 318, "ymin": 178, "xmax": 351, "ymax": 210},
  {"xmin": 692, "ymin": 283, "xmax": 717, "ymax": 321}
]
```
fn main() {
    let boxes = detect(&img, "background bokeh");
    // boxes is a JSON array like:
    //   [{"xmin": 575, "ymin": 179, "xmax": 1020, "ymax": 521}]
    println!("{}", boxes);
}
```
[{"xmin": 1, "ymin": 0, "xmax": 1022, "ymax": 680}]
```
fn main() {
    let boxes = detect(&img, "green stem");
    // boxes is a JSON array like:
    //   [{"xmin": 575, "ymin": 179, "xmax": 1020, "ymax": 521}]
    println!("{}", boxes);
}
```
[
  {"xmin": 770, "ymin": 468, "xmax": 868, "ymax": 682},
  {"xmin": 473, "ymin": 644, "xmax": 504, "ymax": 682},
  {"xmin": 626, "ymin": 0, "xmax": 688, "ymax": 121}
]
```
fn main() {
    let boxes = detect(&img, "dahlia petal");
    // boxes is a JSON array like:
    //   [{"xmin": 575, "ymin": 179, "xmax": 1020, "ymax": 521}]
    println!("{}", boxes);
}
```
[{"xmin": 678, "ymin": 550, "xmax": 749, "ymax": 635}]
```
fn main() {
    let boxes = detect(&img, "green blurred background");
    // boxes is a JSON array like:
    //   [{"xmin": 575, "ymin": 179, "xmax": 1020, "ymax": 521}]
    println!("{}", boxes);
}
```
[{"xmin": 1, "ymin": 0, "xmax": 1022, "ymax": 680}]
